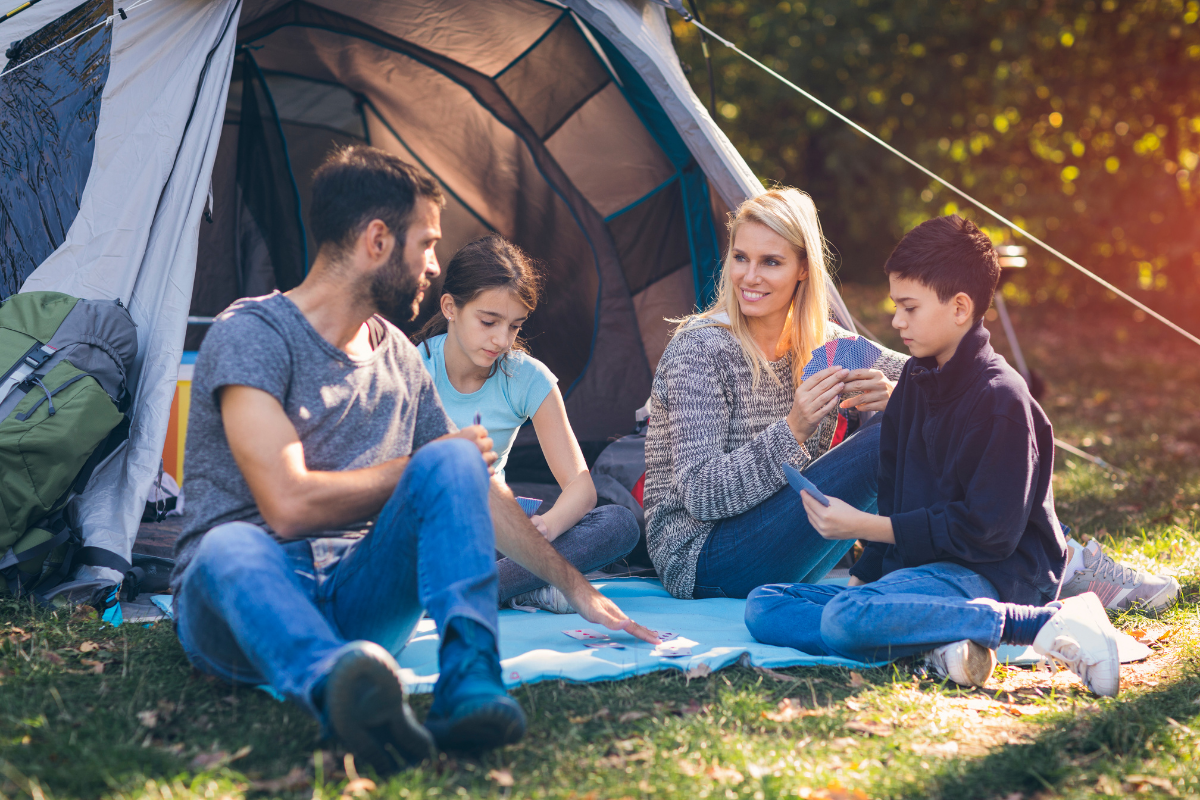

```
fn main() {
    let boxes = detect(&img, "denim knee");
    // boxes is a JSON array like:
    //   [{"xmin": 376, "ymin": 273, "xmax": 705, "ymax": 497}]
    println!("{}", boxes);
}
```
[
  {"xmin": 818, "ymin": 589, "xmax": 873, "ymax": 657},
  {"xmin": 743, "ymin": 584, "xmax": 785, "ymax": 642},
  {"xmin": 191, "ymin": 522, "xmax": 279, "ymax": 583},
  {"xmin": 591, "ymin": 504, "xmax": 640, "ymax": 550},
  {"xmin": 404, "ymin": 438, "xmax": 489, "ymax": 497}
]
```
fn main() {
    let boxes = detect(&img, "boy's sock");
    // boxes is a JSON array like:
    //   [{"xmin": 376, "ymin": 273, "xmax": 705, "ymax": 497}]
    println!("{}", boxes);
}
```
[{"xmin": 999, "ymin": 603, "xmax": 1058, "ymax": 646}]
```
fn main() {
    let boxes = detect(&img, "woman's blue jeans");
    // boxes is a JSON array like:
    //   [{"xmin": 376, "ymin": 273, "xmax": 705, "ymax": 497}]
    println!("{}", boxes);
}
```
[
  {"xmin": 692, "ymin": 420, "xmax": 881, "ymax": 600},
  {"xmin": 173, "ymin": 439, "xmax": 499, "ymax": 720}
]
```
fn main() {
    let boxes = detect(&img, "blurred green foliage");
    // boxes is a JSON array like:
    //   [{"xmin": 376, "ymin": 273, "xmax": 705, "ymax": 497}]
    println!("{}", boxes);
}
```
[{"xmin": 671, "ymin": 0, "xmax": 1200, "ymax": 316}]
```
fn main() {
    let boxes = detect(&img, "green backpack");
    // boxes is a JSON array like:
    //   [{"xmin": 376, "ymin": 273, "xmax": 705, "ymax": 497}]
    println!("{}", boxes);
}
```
[{"xmin": 0, "ymin": 292, "xmax": 138, "ymax": 596}]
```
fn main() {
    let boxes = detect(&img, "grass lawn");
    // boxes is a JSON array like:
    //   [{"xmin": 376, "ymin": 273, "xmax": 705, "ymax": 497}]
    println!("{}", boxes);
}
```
[{"xmin": 3, "ymin": 288, "xmax": 1199, "ymax": 800}]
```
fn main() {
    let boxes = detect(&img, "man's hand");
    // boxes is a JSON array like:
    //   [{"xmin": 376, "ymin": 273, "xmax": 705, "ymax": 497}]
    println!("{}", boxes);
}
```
[
  {"xmin": 489, "ymin": 483, "xmax": 657, "ymax": 643},
  {"xmin": 560, "ymin": 579, "xmax": 660, "ymax": 644},
  {"xmin": 441, "ymin": 425, "xmax": 498, "ymax": 472},
  {"xmin": 839, "ymin": 368, "xmax": 896, "ymax": 413},
  {"xmin": 800, "ymin": 491, "xmax": 895, "ymax": 544}
]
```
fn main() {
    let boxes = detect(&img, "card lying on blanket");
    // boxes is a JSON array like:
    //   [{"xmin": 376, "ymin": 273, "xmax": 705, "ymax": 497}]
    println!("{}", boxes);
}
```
[
  {"xmin": 801, "ymin": 335, "xmax": 883, "ymax": 381},
  {"xmin": 563, "ymin": 628, "xmax": 609, "ymax": 641},
  {"xmin": 783, "ymin": 463, "xmax": 831, "ymax": 507},
  {"xmin": 516, "ymin": 496, "xmax": 543, "ymax": 517}
]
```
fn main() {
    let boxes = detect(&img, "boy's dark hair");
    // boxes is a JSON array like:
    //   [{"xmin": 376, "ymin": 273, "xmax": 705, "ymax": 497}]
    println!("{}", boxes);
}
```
[
  {"xmin": 883, "ymin": 215, "xmax": 1000, "ymax": 321},
  {"xmin": 309, "ymin": 145, "xmax": 444, "ymax": 257}
]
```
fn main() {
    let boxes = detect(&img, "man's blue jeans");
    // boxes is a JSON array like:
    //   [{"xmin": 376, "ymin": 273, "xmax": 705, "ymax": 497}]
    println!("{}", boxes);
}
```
[
  {"xmin": 745, "ymin": 562, "xmax": 1005, "ymax": 661},
  {"xmin": 174, "ymin": 439, "xmax": 499, "ymax": 719},
  {"xmin": 692, "ymin": 420, "xmax": 881, "ymax": 599}
]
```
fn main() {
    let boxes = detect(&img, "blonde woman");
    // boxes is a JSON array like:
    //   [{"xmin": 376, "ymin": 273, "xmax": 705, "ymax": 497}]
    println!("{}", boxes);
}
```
[{"xmin": 644, "ymin": 188, "xmax": 909, "ymax": 600}]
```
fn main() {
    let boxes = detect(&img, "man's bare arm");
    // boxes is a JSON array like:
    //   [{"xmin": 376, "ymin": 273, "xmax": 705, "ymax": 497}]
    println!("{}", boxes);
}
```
[
  {"xmin": 220, "ymin": 385, "xmax": 409, "ymax": 537},
  {"xmin": 489, "ymin": 481, "xmax": 659, "ymax": 644}
]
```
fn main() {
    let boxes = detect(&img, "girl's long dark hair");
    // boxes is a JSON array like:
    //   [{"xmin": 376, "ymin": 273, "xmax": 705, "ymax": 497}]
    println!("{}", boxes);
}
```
[{"xmin": 412, "ymin": 234, "xmax": 542, "ymax": 377}]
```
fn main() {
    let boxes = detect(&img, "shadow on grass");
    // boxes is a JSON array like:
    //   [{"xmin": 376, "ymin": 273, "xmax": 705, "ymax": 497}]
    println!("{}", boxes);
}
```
[{"xmin": 900, "ymin": 666, "xmax": 1200, "ymax": 800}]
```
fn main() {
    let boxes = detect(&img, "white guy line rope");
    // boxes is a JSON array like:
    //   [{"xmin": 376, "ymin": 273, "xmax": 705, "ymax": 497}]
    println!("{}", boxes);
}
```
[
  {"xmin": 686, "ymin": 18, "xmax": 1200, "ymax": 350},
  {"xmin": 0, "ymin": 0, "xmax": 158, "ymax": 80}
]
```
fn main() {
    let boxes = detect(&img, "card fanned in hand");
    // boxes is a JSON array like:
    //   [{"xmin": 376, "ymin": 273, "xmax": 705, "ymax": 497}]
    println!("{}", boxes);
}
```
[{"xmin": 801, "ymin": 335, "xmax": 882, "ymax": 381}]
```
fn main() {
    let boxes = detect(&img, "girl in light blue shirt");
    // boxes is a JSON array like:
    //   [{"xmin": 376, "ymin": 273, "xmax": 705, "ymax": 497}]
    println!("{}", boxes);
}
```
[{"xmin": 414, "ymin": 235, "xmax": 638, "ymax": 612}]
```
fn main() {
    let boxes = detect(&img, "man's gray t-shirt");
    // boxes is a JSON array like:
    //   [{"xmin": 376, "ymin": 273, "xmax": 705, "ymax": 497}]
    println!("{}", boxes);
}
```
[{"xmin": 171, "ymin": 292, "xmax": 453, "ymax": 591}]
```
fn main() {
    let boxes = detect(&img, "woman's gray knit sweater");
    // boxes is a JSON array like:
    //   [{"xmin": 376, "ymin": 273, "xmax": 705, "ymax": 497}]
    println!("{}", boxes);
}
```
[{"xmin": 644, "ymin": 320, "xmax": 909, "ymax": 599}]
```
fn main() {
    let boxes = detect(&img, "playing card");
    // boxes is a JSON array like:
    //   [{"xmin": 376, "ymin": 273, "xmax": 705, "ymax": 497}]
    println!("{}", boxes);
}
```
[
  {"xmin": 800, "ymin": 340, "xmax": 834, "ymax": 380},
  {"xmin": 652, "ymin": 631, "xmax": 679, "ymax": 643},
  {"xmin": 653, "ymin": 644, "xmax": 692, "ymax": 658},
  {"xmin": 516, "ymin": 496, "xmax": 543, "ymax": 517},
  {"xmin": 782, "ymin": 463, "xmax": 831, "ymax": 507},
  {"xmin": 584, "ymin": 641, "xmax": 626, "ymax": 650},
  {"xmin": 801, "ymin": 335, "xmax": 882, "ymax": 380},
  {"xmin": 832, "ymin": 336, "xmax": 882, "ymax": 372},
  {"xmin": 563, "ymin": 629, "xmax": 610, "ymax": 641}
]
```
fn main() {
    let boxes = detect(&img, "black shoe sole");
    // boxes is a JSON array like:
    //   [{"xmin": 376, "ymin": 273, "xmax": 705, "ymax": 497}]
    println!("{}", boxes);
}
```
[
  {"xmin": 425, "ymin": 695, "xmax": 527, "ymax": 753},
  {"xmin": 326, "ymin": 644, "xmax": 435, "ymax": 774}
]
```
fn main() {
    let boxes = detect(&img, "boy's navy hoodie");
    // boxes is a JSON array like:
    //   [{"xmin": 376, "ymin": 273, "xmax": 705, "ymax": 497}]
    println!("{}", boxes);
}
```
[{"xmin": 849, "ymin": 321, "xmax": 1067, "ymax": 605}]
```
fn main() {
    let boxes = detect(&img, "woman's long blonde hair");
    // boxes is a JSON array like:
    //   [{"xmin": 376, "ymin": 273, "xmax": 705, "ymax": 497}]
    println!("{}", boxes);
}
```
[{"xmin": 685, "ymin": 187, "xmax": 831, "ymax": 389}]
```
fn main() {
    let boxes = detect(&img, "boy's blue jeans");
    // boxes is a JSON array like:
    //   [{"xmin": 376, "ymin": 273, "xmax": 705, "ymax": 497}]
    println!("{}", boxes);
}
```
[
  {"xmin": 745, "ymin": 562, "xmax": 1005, "ymax": 662},
  {"xmin": 174, "ymin": 439, "xmax": 499, "ymax": 718},
  {"xmin": 692, "ymin": 421, "xmax": 881, "ymax": 599}
]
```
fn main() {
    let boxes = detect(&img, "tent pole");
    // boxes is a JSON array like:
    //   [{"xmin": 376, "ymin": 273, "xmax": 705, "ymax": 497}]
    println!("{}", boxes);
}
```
[{"xmin": 993, "ymin": 290, "xmax": 1030, "ymax": 383}]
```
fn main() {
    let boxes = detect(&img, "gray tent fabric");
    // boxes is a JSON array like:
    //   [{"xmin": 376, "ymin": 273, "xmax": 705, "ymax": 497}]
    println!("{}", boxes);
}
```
[
  {"xmin": 3, "ymin": 0, "xmax": 865, "ymax": 577},
  {"xmin": 16, "ymin": 0, "xmax": 241, "ymax": 581}
]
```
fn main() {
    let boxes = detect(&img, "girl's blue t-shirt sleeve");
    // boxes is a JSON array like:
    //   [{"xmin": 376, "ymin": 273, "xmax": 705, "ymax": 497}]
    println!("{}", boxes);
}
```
[{"xmin": 511, "ymin": 351, "xmax": 557, "ymax": 420}]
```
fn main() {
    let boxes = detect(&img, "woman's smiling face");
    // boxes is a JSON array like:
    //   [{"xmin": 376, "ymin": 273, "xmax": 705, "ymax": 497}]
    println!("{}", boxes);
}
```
[{"xmin": 728, "ymin": 220, "xmax": 808, "ymax": 321}]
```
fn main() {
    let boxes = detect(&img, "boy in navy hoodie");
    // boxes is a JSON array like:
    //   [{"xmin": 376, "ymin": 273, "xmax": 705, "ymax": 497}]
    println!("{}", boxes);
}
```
[{"xmin": 745, "ymin": 215, "xmax": 1121, "ymax": 696}]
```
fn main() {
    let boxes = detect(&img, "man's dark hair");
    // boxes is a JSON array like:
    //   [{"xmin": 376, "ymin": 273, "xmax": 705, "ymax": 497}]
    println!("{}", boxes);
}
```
[
  {"xmin": 309, "ymin": 146, "xmax": 444, "ymax": 257},
  {"xmin": 883, "ymin": 214, "xmax": 1000, "ymax": 321}
]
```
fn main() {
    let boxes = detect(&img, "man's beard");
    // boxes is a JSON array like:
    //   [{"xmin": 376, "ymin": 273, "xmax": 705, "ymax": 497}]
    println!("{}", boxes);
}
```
[{"xmin": 369, "ymin": 247, "xmax": 427, "ymax": 322}]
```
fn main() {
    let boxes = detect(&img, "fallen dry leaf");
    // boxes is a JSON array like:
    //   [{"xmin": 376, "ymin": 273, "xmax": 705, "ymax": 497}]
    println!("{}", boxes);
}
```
[
  {"xmin": 341, "ymin": 778, "xmax": 376, "ymax": 797},
  {"xmin": 909, "ymin": 741, "xmax": 959, "ymax": 757},
  {"xmin": 251, "ymin": 767, "xmax": 309, "ymax": 793},
  {"xmin": 763, "ymin": 698, "xmax": 817, "ymax": 722},
  {"xmin": 81, "ymin": 659, "xmax": 104, "ymax": 675},
  {"xmin": 568, "ymin": 707, "xmax": 609, "ymax": 724},
  {"xmin": 849, "ymin": 671, "xmax": 866, "ymax": 688},
  {"xmin": 805, "ymin": 778, "xmax": 869, "ymax": 799},
  {"xmin": 685, "ymin": 663, "xmax": 712, "ymax": 681},
  {"xmin": 41, "ymin": 651, "xmax": 63, "ymax": 665},
  {"xmin": 136, "ymin": 710, "xmax": 159, "ymax": 729},
  {"xmin": 486, "ymin": 768, "xmax": 514, "ymax": 787},
  {"xmin": 618, "ymin": 711, "xmax": 647, "ymax": 723},
  {"xmin": 705, "ymin": 764, "xmax": 744, "ymax": 784},
  {"xmin": 189, "ymin": 745, "xmax": 251, "ymax": 770},
  {"xmin": 845, "ymin": 719, "xmax": 893, "ymax": 737},
  {"xmin": 78, "ymin": 641, "xmax": 98, "ymax": 653},
  {"xmin": 1125, "ymin": 775, "xmax": 1178, "ymax": 796}
]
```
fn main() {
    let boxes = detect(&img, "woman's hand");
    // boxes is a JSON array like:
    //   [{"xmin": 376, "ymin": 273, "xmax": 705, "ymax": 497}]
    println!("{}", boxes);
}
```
[
  {"xmin": 839, "ymin": 368, "xmax": 896, "ymax": 413},
  {"xmin": 787, "ymin": 366, "xmax": 848, "ymax": 444}
]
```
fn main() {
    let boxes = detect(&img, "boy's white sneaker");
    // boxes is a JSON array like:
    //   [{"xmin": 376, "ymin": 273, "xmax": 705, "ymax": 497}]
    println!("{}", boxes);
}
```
[
  {"xmin": 925, "ymin": 639, "xmax": 996, "ymax": 688},
  {"xmin": 1032, "ymin": 593, "xmax": 1121, "ymax": 697}
]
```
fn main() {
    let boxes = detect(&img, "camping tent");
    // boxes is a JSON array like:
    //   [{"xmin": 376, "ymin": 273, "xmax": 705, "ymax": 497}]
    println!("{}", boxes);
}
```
[{"xmin": 1, "ymin": 0, "xmax": 860, "ymax": 581}]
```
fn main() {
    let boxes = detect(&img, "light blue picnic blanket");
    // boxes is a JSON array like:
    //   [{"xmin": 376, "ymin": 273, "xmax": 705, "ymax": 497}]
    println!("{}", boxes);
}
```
[{"xmin": 153, "ymin": 577, "xmax": 1054, "ymax": 694}]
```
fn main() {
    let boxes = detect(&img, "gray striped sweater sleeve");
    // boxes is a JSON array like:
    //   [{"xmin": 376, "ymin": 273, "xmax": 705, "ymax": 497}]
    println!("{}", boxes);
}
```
[{"xmin": 656, "ymin": 334, "xmax": 807, "ymax": 522}]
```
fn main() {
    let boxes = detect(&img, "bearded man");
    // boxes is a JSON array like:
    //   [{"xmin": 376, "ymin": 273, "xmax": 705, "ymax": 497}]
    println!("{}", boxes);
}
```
[{"xmin": 171, "ymin": 146, "xmax": 655, "ymax": 773}]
